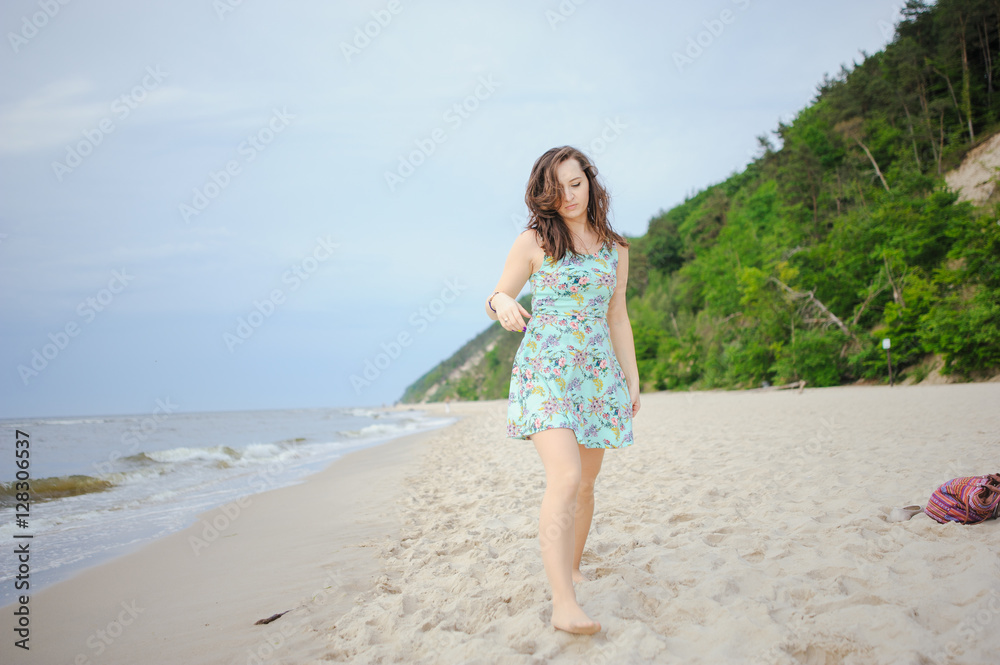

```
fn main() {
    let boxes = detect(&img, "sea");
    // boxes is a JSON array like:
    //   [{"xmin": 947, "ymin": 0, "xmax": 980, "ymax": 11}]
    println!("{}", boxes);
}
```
[{"xmin": 0, "ymin": 405, "xmax": 456, "ymax": 607}]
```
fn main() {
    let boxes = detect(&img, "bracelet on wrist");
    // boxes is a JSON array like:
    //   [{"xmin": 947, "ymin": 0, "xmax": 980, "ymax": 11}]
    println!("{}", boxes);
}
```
[{"xmin": 487, "ymin": 290, "xmax": 503, "ymax": 313}]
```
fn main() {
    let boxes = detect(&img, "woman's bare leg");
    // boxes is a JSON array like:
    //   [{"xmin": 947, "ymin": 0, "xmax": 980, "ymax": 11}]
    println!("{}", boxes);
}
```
[
  {"xmin": 573, "ymin": 445, "xmax": 604, "ymax": 582},
  {"xmin": 532, "ymin": 428, "xmax": 600, "ymax": 635}
]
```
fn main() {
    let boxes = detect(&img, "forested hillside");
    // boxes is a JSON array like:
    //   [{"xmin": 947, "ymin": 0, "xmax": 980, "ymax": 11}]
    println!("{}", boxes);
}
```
[{"xmin": 402, "ymin": 0, "xmax": 1000, "ymax": 403}]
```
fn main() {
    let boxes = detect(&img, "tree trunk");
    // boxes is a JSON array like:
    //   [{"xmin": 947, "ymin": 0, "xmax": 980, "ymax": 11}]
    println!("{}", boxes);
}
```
[
  {"xmin": 768, "ymin": 277, "xmax": 860, "ymax": 347},
  {"xmin": 930, "ymin": 64, "xmax": 965, "ymax": 130},
  {"xmin": 959, "ymin": 14, "xmax": 975, "ymax": 143},
  {"xmin": 995, "ymin": 0, "xmax": 1000, "ymax": 85},
  {"xmin": 939, "ymin": 108, "xmax": 946, "ymax": 174},
  {"xmin": 979, "ymin": 19, "xmax": 993, "ymax": 105},
  {"xmin": 901, "ymin": 99, "xmax": 922, "ymax": 169},
  {"xmin": 917, "ymin": 79, "xmax": 940, "ymax": 173},
  {"xmin": 835, "ymin": 170, "xmax": 842, "ymax": 215},
  {"xmin": 996, "ymin": 1, "xmax": 1000, "ymax": 83},
  {"xmin": 811, "ymin": 187, "xmax": 819, "ymax": 234},
  {"xmin": 883, "ymin": 253, "xmax": 906, "ymax": 309},
  {"xmin": 854, "ymin": 138, "xmax": 891, "ymax": 192},
  {"xmin": 852, "ymin": 279, "xmax": 888, "ymax": 326}
]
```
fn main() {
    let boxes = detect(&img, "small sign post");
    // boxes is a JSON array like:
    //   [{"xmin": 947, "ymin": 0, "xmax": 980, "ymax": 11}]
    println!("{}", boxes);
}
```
[{"xmin": 882, "ymin": 338, "xmax": 893, "ymax": 386}]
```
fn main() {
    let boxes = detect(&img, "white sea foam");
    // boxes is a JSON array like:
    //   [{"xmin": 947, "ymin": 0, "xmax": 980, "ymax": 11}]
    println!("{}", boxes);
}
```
[
  {"xmin": 144, "ymin": 445, "xmax": 240, "ymax": 464},
  {"xmin": 0, "ymin": 406, "xmax": 456, "ymax": 605}
]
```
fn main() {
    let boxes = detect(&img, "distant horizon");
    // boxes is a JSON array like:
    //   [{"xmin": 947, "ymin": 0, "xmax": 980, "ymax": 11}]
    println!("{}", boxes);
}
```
[
  {"xmin": 0, "ymin": 398, "xmax": 414, "ymax": 421},
  {"xmin": 1, "ymin": 1, "xmax": 906, "ymax": 419}
]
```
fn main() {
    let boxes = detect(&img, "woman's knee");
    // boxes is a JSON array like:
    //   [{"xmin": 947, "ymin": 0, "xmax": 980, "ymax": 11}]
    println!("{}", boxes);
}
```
[{"xmin": 546, "ymin": 468, "xmax": 582, "ymax": 501}]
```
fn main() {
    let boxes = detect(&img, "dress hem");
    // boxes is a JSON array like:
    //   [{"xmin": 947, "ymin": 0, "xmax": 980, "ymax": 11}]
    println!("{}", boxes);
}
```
[{"xmin": 506, "ymin": 423, "xmax": 634, "ymax": 450}]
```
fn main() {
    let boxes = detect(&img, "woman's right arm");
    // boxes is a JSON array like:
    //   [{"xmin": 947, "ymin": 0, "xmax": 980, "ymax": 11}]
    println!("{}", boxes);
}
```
[{"xmin": 485, "ymin": 230, "xmax": 536, "ymax": 331}]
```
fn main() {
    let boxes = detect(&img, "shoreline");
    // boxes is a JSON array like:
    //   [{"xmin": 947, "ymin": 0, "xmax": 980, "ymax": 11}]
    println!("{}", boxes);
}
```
[
  {"xmin": 3, "ymin": 385, "xmax": 999, "ymax": 664},
  {"xmin": 0, "ymin": 405, "xmax": 464, "ymax": 665},
  {"xmin": 0, "ymin": 405, "xmax": 454, "ymax": 607}
]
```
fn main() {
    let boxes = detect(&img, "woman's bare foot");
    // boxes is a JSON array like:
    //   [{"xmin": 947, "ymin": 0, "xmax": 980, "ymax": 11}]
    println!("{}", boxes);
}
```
[
  {"xmin": 551, "ymin": 602, "xmax": 601, "ymax": 635},
  {"xmin": 572, "ymin": 568, "xmax": 588, "ymax": 584}
]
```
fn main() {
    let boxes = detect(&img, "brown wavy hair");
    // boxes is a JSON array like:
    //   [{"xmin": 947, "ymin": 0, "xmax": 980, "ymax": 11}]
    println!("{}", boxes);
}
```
[{"xmin": 524, "ymin": 146, "xmax": 629, "ymax": 264}]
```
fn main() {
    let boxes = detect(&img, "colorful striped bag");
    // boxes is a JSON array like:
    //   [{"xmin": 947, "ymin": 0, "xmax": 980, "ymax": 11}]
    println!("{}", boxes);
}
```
[{"xmin": 924, "ymin": 474, "xmax": 1000, "ymax": 524}]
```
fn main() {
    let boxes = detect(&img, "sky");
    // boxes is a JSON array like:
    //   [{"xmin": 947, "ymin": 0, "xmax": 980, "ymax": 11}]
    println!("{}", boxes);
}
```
[{"xmin": 0, "ymin": 0, "xmax": 907, "ymax": 419}]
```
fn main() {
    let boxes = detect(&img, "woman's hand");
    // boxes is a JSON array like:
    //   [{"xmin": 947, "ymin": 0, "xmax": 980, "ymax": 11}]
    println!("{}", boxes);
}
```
[
  {"xmin": 628, "ymin": 383, "xmax": 641, "ymax": 417},
  {"xmin": 495, "ymin": 293, "xmax": 531, "ymax": 332}
]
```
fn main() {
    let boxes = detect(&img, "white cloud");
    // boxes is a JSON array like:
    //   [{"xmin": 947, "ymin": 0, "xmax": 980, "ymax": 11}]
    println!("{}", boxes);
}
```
[
  {"xmin": 0, "ymin": 78, "xmax": 106, "ymax": 153},
  {"xmin": 0, "ymin": 75, "xmax": 273, "ymax": 155}
]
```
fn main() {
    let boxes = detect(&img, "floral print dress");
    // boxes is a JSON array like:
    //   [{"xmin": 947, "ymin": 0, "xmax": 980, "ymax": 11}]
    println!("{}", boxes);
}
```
[{"xmin": 506, "ymin": 240, "xmax": 634, "ymax": 449}]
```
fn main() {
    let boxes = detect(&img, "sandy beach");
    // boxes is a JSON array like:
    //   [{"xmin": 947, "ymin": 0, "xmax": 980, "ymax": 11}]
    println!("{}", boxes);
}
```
[{"xmin": 3, "ymin": 383, "xmax": 999, "ymax": 664}]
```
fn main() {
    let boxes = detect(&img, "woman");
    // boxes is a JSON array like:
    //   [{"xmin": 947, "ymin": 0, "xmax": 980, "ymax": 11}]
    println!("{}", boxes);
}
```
[{"xmin": 485, "ymin": 146, "xmax": 641, "ymax": 635}]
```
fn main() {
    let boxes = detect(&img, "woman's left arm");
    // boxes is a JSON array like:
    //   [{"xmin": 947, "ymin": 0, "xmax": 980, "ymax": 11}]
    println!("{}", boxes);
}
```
[{"xmin": 607, "ymin": 243, "xmax": 641, "ymax": 414}]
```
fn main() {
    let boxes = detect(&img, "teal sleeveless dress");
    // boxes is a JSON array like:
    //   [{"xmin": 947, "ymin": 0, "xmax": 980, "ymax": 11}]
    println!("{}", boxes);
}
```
[{"xmin": 506, "ymin": 240, "xmax": 634, "ymax": 449}]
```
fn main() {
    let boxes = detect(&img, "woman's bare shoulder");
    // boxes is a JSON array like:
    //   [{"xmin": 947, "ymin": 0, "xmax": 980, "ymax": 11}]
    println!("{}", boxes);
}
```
[
  {"xmin": 516, "ymin": 228, "xmax": 543, "ymax": 248},
  {"xmin": 513, "ymin": 229, "xmax": 544, "ymax": 267},
  {"xmin": 615, "ymin": 240, "xmax": 629, "ymax": 260},
  {"xmin": 507, "ymin": 229, "xmax": 542, "ymax": 275}
]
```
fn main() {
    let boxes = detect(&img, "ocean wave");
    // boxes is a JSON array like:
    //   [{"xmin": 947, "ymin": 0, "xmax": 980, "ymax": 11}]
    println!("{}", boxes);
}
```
[
  {"xmin": 0, "ymin": 415, "xmax": 448, "ymax": 512},
  {"xmin": 117, "ymin": 442, "xmax": 305, "ymax": 473},
  {"xmin": 240, "ymin": 442, "xmax": 290, "ymax": 460},
  {"xmin": 104, "ymin": 467, "xmax": 170, "ymax": 486},
  {"xmin": 338, "ymin": 421, "xmax": 412, "ymax": 438},
  {"xmin": 142, "ymin": 445, "xmax": 242, "ymax": 464},
  {"xmin": 344, "ymin": 407, "xmax": 382, "ymax": 418}
]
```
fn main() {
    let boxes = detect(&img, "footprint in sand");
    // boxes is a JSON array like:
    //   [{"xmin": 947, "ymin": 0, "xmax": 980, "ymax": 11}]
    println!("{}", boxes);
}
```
[{"xmin": 703, "ymin": 527, "xmax": 733, "ymax": 546}]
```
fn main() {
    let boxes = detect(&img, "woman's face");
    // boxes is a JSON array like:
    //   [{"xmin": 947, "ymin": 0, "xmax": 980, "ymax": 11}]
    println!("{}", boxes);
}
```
[{"xmin": 554, "ymin": 158, "xmax": 589, "ymax": 224}]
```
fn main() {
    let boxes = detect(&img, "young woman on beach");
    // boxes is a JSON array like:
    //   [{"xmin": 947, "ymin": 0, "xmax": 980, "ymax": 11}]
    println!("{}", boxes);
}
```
[{"xmin": 485, "ymin": 146, "xmax": 641, "ymax": 635}]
